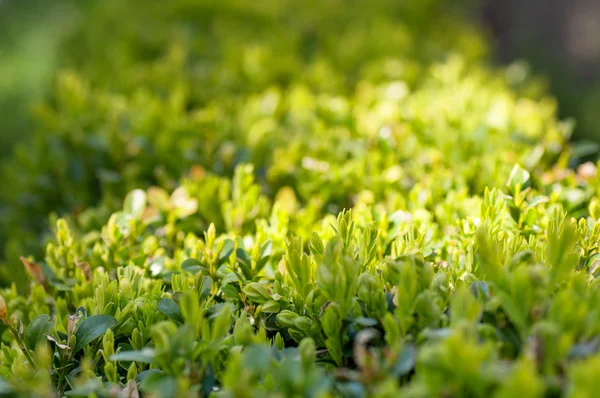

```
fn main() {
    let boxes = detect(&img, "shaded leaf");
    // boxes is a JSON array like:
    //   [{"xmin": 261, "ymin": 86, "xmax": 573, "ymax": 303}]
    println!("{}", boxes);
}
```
[
  {"xmin": 180, "ymin": 258, "xmax": 205, "ymax": 274},
  {"xmin": 391, "ymin": 344, "xmax": 417, "ymax": 377},
  {"xmin": 23, "ymin": 314, "xmax": 52, "ymax": 350},
  {"xmin": 157, "ymin": 298, "xmax": 183, "ymax": 323},
  {"xmin": 136, "ymin": 369, "xmax": 163, "ymax": 384},
  {"xmin": 218, "ymin": 239, "xmax": 235, "ymax": 265},
  {"xmin": 139, "ymin": 373, "xmax": 177, "ymax": 398}
]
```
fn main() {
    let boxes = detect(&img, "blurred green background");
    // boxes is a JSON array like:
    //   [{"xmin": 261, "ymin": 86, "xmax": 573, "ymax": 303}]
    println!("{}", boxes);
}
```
[
  {"xmin": 0, "ymin": 0, "xmax": 599, "ymax": 159},
  {"xmin": 0, "ymin": 0, "xmax": 80, "ymax": 158}
]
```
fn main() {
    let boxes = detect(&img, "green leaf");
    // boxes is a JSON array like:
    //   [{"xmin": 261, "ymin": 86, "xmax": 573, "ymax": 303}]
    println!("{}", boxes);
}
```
[
  {"xmin": 110, "ymin": 348, "xmax": 156, "ymax": 363},
  {"xmin": 136, "ymin": 369, "xmax": 163, "ymax": 384},
  {"xmin": 243, "ymin": 282, "xmax": 270, "ymax": 304},
  {"xmin": 221, "ymin": 283, "xmax": 239, "ymax": 299},
  {"xmin": 547, "ymin": 209, "xmax": 580, "ymax": 284},
  {"xmin": 200, "ymin": 276, "xmax": 213, "ymax": 298},
  {"xmin": 207, "ymin": 303, "xmax": 235, "ymax": 320},
  {"xmin": 140, "ymin": 373, "xmax": 177, "ymax": 398},
  {"xmin": 469, "ymin": 281, "xmax": 490, "ymax": 301},
  {"xmin": 587, "ymin": 253, "xmax": 600, "ymax": 277},
  {"xmin": 23, "ymin": 314, "xmax": 52, "ymax": 350},
  {"xmin": 261, "ymin": 300, "xmax": 281, "ymax": 313},
  {"xmin": 255, "ymin": 240, "xmax": 272, "ymax": 272},
  {"xmin": 475, "ymin": 226, "xmax": 504, "ymax": 282},
  {"xmin": 391, "ymin": 344, "xmax": 416, "ymax": 377},
  {"xmin": 180, "ymin": 258, "xmax": 205, "ymax": 274},
  {"xmin": 506, "ymin": 164, "xmax": 530, "ymax": 193},
  {"xmin": 218, "ymin": 239, "xmax": 235, "ymax": 265},
  {"xmin": 497, "ymin": 290, "xmax": 528, "ymax": 337},
  {"xmin": 242, "ymin": 345, "xmax": 272, "ymax": 373},
  {"xmin": 571, "ymin": 140, "xmax": 600, "ymax": 160},
  {"xmin": 157, "ymin": 298, "xmax": 183, "ymax": 323},
  {"xmin": 74, "ymin": 315, "xmax": 117, "ymax": 353},
  {"xmin": 525, "ymin": 195, "xmax": 549, "ymax": 210},
  {"xmin": 236, "ymin": 248, "xmax": 253, "ymax": 280},
  {"xmin": 63, "ymin": 379, "xmax": 103, "ymax": 396}
]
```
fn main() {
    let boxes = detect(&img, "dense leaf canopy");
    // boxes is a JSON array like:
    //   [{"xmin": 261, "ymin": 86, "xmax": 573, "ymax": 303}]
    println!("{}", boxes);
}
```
[{"xmin": 1, "ymin": 1, "xmax": 600, "ymax": 397}]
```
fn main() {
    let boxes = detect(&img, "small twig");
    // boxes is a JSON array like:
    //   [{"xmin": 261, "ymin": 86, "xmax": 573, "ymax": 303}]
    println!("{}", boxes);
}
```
[{"xmin": 6, "ymin": 323, "xmax": 36, "ymax": 368}]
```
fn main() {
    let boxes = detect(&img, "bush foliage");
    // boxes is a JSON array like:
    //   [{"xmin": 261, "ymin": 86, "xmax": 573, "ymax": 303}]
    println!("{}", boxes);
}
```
[
  {"xmin": 0, "ymin": 0, "xmax": 487, "ymax": 283},
  {"xmin": 1, "ymin": 0, "xmax": 600, "ymax": 397}
]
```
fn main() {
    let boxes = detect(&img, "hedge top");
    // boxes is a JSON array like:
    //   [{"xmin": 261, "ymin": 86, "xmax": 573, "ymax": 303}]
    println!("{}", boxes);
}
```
[
  {"xmin": 1, "ymin": 0, "xmax": 600, "ymax": 397},
  {"xmin": 1, "ymin": 0, "xmax": 488, "ymax": 272}
]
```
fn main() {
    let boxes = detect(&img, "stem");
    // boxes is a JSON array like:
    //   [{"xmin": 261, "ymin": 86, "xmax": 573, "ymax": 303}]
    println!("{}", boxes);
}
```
[{"xmin": 7, "ymin": 324, "xmax": 36, "ymax": 368}]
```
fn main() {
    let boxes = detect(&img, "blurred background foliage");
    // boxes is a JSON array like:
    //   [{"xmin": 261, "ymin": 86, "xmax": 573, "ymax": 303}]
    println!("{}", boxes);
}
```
[
  {"xmin": 1, "ymin": 0, "xmax": 598, "ymax": 155},
  {"xmin": 0, "ymin": 0, "xmax": 80, "ymax": 157}
]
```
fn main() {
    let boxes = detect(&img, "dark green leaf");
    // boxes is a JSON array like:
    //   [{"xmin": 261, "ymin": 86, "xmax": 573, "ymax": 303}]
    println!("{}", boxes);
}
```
[
  {"xmin": 236, "ymin": 248, "xmax": 253, "ymax": 279},
  {"xmin": 74, "ymin": 315, "xmax": 116, "ymax": 353},
  {"xmin": 136, "ymin": 369, "xmax": 163, "ymax": 384},
  {"xmin": 391, "ymin": 344, "xmax": 416, "ymax": 377},
  {"xmin": 242, "ymin": 345, "xmax": 272, "ymax": 373},
  {"xmin": 23, "ymin": 314, "xmax": 52, "ymax": 350},
  {"xmin": 218, "ymin": 239, "xmax": 235, "ymax": 265},
  {"xmin": 140, "ymin": 373, "xmax": 177, "ymax": 398},
  {"xmin": 158, "ymin": 298, "xmax": 183, "ymax": 323},
  {"xmin": 181, "ymin": 258, "xmax": 205, "ymax": 274}
]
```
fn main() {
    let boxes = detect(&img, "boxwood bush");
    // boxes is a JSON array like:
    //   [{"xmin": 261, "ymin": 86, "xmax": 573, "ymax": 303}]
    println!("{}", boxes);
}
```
[
  {"xmin": 2, "ymin": 0, "xmax": 600, "ymax": 397},
  {"xmin": 0, "ymin": 0, "xmax": 489, "ymax": 284}
]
